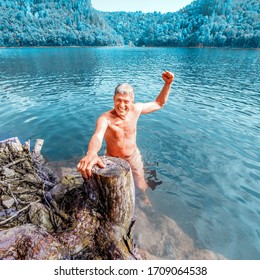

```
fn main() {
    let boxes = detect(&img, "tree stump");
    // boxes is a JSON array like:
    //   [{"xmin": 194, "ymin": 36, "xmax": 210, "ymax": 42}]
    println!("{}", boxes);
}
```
[{"xmin": 83, "ymin": 156, "xmax": 135, "ymax": 235}]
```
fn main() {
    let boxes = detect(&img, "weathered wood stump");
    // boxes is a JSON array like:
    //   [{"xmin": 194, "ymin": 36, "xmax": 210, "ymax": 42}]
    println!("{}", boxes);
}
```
[
  {"xmin": 0, "ymin": 138, "xmax": 140, "ymax": 260},
  {"xmin": 83, "ymin": 156, "xmax": 135, "ymax": 235}
]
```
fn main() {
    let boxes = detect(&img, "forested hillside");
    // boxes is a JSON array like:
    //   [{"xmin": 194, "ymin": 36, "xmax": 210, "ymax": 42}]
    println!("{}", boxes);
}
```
[
  {"xmin": 0, "ymin": 0, "xmax": 123, "ymax": 46},
  {"xmin": 0, "ymin": 0, "xmax": 259, "ymax": 48},
  {"xmin": 105, "ymin": 0, "xmax": 260, "ymax": 48}
]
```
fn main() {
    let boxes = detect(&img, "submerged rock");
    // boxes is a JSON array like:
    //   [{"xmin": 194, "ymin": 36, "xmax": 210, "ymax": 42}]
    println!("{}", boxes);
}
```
[{"xmin": 134, "ymin": 206, "xmax": 224, "ymax": 260}]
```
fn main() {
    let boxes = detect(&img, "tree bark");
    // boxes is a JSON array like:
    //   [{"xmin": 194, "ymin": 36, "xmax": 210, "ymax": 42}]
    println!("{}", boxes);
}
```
[{"xmin": 83, "ymin": 156, "xmax": 135, "ymax": 234}]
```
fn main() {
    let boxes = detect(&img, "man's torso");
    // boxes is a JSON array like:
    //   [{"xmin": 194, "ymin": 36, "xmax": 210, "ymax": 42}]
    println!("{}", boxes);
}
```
[{"xmin": 104, "ymin": 104, "xmax": 141, "ymax": 157}]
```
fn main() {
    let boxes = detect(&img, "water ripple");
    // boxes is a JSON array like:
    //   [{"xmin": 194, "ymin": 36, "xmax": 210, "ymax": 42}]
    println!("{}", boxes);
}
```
[{"xmin": 0, "ymin": 47, "xmax": 260, "ymax": 259}]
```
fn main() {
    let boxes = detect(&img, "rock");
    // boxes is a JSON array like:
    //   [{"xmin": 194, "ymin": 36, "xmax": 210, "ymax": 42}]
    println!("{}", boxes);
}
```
[
  {"xmin": 28, "ymin": 202, "xmax": 54, "ymax": 232},
  {"xmin": 49, "ymin": 184, "xmax": 70, "ymax": 203},
  {"xmin": 134, "ymin": 206, "xmax": 225, "ymax": 260},
  {"xmin": 0, "ymin": 137, "xmax": 23, "ymax": 152},
  {"xmin": 0, "ymin": 224, "xmax": 62, "ymax": 260},
  {"xmin": 1, "ymin": 195, "xmax": 15, "ymax": 209},
  {"xmin": 60, "ymin": 175, "xmax": 81, "ymax": 187},
  {"xmin": 2, "ymin": 167, "xmax": 16, "ymax": 178},
  {"xmin": 23, "ymin": 173, "xmax": 42, "ymax": 184}
]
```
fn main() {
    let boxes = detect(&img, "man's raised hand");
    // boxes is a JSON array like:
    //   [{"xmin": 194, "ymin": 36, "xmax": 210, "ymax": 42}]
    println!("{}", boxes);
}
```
[{"xmin": 162, "ymin": 70, "xmax": 174, "ymax": 85}]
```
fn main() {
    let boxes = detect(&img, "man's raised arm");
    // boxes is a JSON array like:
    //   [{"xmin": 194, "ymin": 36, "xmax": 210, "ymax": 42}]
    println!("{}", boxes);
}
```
[
  {"xmin": 140, "ymin": 70, "xmax": 174, "ymax": 114},
  {"xmin": 77, "ymin": 115, "xmax": 108, "ymax": 178}
]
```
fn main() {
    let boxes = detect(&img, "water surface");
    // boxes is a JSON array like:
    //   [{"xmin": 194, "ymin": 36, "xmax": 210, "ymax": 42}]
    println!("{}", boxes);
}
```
[{"xmin": 0, "ymin": 47, "xmax": 259, "ymax": 259}]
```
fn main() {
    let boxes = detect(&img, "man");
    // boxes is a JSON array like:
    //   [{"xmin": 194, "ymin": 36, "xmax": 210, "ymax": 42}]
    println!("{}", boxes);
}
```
[{"xmin": 77, "ymin": 71, "xmax": 174, "ymax": 201}]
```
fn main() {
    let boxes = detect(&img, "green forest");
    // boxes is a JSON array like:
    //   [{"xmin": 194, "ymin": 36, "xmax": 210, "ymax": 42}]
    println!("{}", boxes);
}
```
[{"xmin": 0, "ymin": 0, "xmax": 259, "ymax": 48}]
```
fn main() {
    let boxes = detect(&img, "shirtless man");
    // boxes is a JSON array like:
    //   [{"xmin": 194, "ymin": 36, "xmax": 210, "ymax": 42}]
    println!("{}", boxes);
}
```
[{"xmin": 77, "ymin": 71, "xmax": 174, "ymax": 198}]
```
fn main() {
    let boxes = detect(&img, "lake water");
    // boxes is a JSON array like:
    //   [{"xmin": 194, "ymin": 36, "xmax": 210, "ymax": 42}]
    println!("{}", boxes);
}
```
[{"xmin": 0, "ymin": 47, "xmax": 259, "ymax": 259}]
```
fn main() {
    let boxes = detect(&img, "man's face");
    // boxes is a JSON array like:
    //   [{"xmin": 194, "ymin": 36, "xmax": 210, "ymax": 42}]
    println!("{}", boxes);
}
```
[{"xmin": 114, "ymin": 93, "xmax": 134, "ymax": 119}]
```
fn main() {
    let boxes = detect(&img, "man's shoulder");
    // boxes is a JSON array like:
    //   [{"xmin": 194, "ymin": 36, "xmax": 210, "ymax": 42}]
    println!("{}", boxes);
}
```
[
  {"xmin": 134, "ymin": 102, "xmax": 143, "ymax": 112},
  {"xmin": 99, "ymin": 109, "xmax": 112, "ymax": 117},
  {"xmin": 98, "ymin": 110, "xmax": 114, "ymax": 122}
]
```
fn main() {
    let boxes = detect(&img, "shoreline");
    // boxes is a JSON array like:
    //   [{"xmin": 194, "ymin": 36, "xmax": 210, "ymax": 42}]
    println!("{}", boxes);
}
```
[{"xmin": 0, "ymin": 45, "xmax": 259, "ymax": 51}]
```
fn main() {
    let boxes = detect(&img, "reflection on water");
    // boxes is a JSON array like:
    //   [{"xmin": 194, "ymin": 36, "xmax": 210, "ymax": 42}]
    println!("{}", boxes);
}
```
[{"xmin": 0, "ymin": 47, "xmax": 259, "ymax": 259}]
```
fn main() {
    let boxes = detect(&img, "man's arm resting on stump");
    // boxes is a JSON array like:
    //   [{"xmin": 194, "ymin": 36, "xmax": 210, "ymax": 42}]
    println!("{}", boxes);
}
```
[{"xmin": 77, "ymin": 116, "xmax": 108, "ymax": 177}]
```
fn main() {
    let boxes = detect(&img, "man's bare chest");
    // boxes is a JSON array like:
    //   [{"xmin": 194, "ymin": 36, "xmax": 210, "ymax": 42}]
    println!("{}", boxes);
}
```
[{"xmin": 106, "ymin": 119, "xmax": 137, "ymax": 139}]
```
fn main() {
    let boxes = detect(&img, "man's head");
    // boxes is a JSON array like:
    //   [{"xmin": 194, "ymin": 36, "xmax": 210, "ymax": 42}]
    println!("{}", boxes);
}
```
[{"xmin": 113, "ymin": 83, "xmax": 134, "ymax": 119}]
